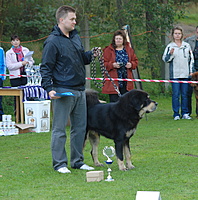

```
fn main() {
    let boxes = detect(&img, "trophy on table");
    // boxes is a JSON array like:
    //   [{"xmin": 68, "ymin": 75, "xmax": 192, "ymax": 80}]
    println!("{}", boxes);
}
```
[
  {"xmin": 103, "ymin": 146, "xmax": 115, "ymax": 181},
  {"xmin": 25, "ymin": 65, "xmax": 32, "ymax": 86},
  {"xmin": 24, "ymin": 51, "xmax": 34, "ymax": 86},
  {"xmin": 30, "ymin": 68, "xmax": 35, "ymax": 86},
  {"xmin": 25, "ymin": 64, "xmax": 42, "ymax": 86},
  {"xmin": 33, "ymin": 65, "xmax": 42, "ymax": 86}
]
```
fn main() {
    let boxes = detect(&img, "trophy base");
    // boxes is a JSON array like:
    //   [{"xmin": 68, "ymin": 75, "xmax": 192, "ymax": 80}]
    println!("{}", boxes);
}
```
[
  {"xmin": 105, "ymin": 175, "xmax": 114, "ymax": 181},
  {"xmin": 105, "ymin": 178, "xmax": 114, "ymax": 182}
]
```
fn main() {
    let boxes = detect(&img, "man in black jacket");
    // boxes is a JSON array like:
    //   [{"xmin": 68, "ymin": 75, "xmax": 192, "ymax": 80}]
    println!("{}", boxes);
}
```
[{"xmin": 40, "ymin": 5, "xmax": 100, "ymax": 173}]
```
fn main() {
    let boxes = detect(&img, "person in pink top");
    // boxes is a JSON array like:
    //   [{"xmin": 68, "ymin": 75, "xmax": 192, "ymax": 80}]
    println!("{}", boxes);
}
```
[{"xmin": 6, "ymin": 35, "xmax": 34, "ymax": 87}]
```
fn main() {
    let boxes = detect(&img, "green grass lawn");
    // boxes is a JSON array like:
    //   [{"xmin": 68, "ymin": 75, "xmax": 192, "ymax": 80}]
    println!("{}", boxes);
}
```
[
  {"xmin": 0, "ymin": 95, "xmax": 197, "ymax": 200},
  {"xmin": 177, "ymin": 2, "xmax": 198, "ymax": 26}
]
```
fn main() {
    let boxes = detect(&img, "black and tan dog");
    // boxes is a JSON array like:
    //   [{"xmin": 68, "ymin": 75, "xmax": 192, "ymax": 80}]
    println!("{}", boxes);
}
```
[
  {"xmin": 85, "ymin": 89, "xmax": 157, "ymax": 171},
  {"xmin": 191, "ymin": 72, "xmax": 198, "ymax": 118}
]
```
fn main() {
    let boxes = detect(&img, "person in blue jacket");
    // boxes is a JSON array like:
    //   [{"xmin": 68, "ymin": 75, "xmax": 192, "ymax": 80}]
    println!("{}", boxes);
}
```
[
  {"xmin": 40, "ymin": 5, "xmax": 100, "ymax": 173},
  {"xmin": 0, "ymin": 47, "xmax": 6, "ymax": 121}
]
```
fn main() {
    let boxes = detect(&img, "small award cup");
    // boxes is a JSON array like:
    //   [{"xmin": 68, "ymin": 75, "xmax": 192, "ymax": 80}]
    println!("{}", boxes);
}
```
[
  {"xmin": 103, "ymin": 146, "xmax": 115, "ymax": 181},
  {"xmin": 33, "ymin": 65, "xmax": 41, "ymax": 86},
  {"xmin": 25, "ymin": 68, "xmax": 31, "ymax": 86}
]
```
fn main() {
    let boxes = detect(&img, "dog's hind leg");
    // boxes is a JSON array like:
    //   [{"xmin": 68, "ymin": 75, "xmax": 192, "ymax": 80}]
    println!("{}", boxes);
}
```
[
  {"xmin": 123, "ymin": 139, "xmax": 135, "ymax": 170},
  {"xmin": 88, "ymin": 131, "xmax": 104, "ymax": 167}
]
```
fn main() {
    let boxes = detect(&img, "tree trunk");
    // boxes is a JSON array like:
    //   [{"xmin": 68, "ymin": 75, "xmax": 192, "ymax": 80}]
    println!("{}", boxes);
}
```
[
  {"xmin": 0, "ymin": 0, "xmax": 6, "ymax": 41},
  {"xmin": 161, "ymin": 0, "xmax": 169, "ymax": 91},
  {"xmin": 80, "ymin": 15, "xmax": 91, "ymax": 89},
  {"xmin": 146, "ymin": 2, "xmax": 158, "ymax": 79},
  {"xmin": 116, "ymin": 0, "xmax": 124, "ymax": 28}
]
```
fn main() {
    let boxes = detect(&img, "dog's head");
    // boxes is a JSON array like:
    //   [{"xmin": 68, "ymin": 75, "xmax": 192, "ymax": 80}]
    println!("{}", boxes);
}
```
[
  {"xmin": 120, "ymin": 89, "xmax": 157, "ymax": 118},
  {"xmin": 191, "ymin": 72, "xmax": 198, "ymax": 90}
]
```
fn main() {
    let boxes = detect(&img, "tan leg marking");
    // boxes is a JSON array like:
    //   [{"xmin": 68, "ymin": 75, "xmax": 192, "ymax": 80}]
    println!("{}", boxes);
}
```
[
  {"xmin": 88, "ymin": 131, "xmax": 103, "ymax": 166},
  {"xmin": 123, "ymin": 145, "xmax": 135, "ymax": 170}
]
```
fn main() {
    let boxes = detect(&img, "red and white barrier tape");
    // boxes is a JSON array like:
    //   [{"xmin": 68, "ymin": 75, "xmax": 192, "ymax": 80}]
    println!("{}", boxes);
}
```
[
  {"xmin": 0, "ymin": 74, "xmax": 27, "ymax": 78},
  {"xmin": 1, "ymin": 74, "xmax": 198, "ymax": 84},
  {"xmin": 86, "ymin": 77, "xmax": 198, "ymax": 84}
]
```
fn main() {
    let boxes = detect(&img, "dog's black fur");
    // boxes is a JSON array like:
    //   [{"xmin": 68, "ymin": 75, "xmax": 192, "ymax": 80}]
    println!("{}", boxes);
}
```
[
  {"xmin": 191, "ymin": 72, "xmax": 198, "ymax": 118},
  {"xmin": 85, "ymin": 89, "xmax": 157, "ymax": 171}
]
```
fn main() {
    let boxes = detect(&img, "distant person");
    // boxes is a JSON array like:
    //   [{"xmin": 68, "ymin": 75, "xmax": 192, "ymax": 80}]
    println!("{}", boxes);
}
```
[
  {"xmin": 0, "ymin": 47, "xmax": 6, "ymax": 121},
  {"xmin": 162, "ymin": 26, "xmax": 194, "ymax": 120},
  {"xmin": 6, "ymin": 35, "xmax": 34, "ymax": 87},
  {"xmin": 40, "ymin": 5, "xmax": 100, "ymax": 173},
  {"xmin": 185, "ymin": 26, "xmax": 198, "ymax": 116},
  {"xmin": 102, "ymin": 30, "xmax": 138, "ymax": 102}
]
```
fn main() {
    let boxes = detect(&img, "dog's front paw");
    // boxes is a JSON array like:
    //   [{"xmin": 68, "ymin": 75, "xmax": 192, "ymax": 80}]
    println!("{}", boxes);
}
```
[
  {"xmin": 120, "ymin": 167, "xmax": 128, "ymax": 171},
  {"xmin": 118, "ymin": 160, "xmax": 127, "ymax": 171},
  {"xmin": 127, "ymin": 164, "xmax": 135, "ymax": 170},
  {"xmin": 126, "ymin": 161, "xmax": 135, "ymax": 170}
]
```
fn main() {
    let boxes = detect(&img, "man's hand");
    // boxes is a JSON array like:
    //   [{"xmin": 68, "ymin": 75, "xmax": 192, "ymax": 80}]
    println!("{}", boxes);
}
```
[
  {"xmin": 92, "ymin": 47, "xmax": 101, "ymax": 57},
  {"xmin": 49, "ymin": 90, "xmax": 60, "ymax": 99}
]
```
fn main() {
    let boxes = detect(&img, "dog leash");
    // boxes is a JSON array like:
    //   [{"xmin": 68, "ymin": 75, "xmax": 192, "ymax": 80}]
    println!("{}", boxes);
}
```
[{"xmin": 91, "ymin": 47, "xmax": 121, "ymax": 96}]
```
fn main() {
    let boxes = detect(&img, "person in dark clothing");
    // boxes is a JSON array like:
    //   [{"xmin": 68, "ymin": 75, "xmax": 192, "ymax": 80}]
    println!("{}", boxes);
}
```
[
  {"xmin": 40, "ymin": 5, "xmax": 100, "ymax": 174},
  {"xmin": 185, "ymin": 26, "xmax": 198, "ymax": 116}
]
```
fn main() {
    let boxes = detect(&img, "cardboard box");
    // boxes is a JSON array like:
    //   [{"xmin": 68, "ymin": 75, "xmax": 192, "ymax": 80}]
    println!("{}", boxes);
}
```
[
  {"xmin": 136, "ymin": 191, "xmax": 162, "ymax": 200},
  {"xmin": 86, "ymin": 171, "xmax": 104, "ymax": 182},
  {"xmin": 23, "ymin": 100, "xmax": 51, "ymax": 133},
  {"xmin": 15, "ymin": 124, "xmax": 35, "ymax": 134},
  {"xmin": 0, "ymin": 128, "xmax": 19, "ymax": 136}
]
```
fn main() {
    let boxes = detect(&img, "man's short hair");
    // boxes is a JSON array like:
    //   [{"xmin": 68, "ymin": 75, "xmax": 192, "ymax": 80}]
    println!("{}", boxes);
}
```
[{"xmin": 56, "ymin": 5, "xmax": 76, "ymax": 24}]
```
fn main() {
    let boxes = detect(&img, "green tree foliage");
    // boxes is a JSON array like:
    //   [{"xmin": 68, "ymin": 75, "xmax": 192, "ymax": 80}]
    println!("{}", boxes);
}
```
[
  {"xmin": 2, "ymin": 1, "xmax": 57, "ymax": 40},
  {"xmin": 1, "ymin": 0, "xmax": 189, "ymax": 81}
]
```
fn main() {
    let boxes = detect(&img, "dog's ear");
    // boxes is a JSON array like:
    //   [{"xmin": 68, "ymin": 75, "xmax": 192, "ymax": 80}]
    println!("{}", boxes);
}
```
[
  {"xmin": 131, "ymin": 96, "xmax": 145, "ymax": 111},
  {"xmin": 128, "ymin": 90, "xmax": 148, "ymax": 111}
]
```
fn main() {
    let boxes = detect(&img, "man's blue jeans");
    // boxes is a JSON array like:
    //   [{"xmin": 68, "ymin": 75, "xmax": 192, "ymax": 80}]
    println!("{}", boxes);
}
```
[{"xmin": 171, "ymin": 79, "xmax": 189, "ymax": 117}]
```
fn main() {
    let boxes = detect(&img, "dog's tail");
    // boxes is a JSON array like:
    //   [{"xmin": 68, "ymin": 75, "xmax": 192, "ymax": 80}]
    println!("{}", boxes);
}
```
[{"xmin": 86, "ymin": 89, "xmax": 100, "ymax": 107}]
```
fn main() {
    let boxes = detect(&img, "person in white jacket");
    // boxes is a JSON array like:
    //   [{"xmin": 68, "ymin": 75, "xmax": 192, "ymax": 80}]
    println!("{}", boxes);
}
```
[
  {"xmin": 162, "ymin": 26, "xmax": 194, "ymax": 120},
  {"xmin": 6, "ymin": 35, "xmax": 34, "ymax": 87}
]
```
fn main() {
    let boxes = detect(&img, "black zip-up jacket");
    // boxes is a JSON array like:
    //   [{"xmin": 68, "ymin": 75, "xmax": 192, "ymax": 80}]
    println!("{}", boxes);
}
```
[{"xmin": 40, "ymin": 25, "xmax": 93, "ymax": 93}]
